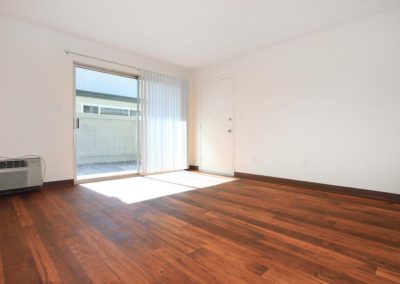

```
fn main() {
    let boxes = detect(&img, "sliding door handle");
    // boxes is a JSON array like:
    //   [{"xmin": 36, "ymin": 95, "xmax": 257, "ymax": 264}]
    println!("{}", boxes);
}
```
[{"xmin": 74, "ymin": 118, "xmax": 80, "ymax": 129}]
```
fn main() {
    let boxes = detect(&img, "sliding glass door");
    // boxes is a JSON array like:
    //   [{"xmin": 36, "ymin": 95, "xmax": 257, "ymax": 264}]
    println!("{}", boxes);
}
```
[{"xmin": 74, "ymin": 65, "xmax": 139, "ymax": 182}]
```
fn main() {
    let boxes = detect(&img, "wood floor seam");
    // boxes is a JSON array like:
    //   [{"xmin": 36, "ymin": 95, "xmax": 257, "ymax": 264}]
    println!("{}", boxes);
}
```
[{"xmin": 0, "ymin": 177, "xmax": 399, "ymax": 283}]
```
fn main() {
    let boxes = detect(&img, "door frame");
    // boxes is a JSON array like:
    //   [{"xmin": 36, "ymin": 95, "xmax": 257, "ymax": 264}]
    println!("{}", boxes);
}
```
[
  {"xmin": 72, "ymin": 62, "xmax": 141, "ymax": 184},
  {"xmin": 199, "ymin": 75, "xmax": 235, "ymax": 176}
]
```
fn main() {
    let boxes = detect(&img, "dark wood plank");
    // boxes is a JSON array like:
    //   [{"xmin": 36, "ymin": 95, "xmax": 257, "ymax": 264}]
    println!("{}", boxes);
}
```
[
  {"xmin": 66, "ymin": 235, "xmax": 122, "ymax": 284},
  {"xmin": 0, "ymin": 248, "xmax": 4, "ymax": 284},
  {"xmin": 0, "ymin": 198, "xmax": 42, "ymax": 284},
  {"xmin": 24, "ymin": 227, "xmax": 62, "ymax": 283},
  {"xmin": 77, "ymin": 226, "xmax": 153, "ymax": 283},
  {"xmin": 234, "ymin": 171, "xmax": 400, "ymax": 203},
  {"xmin": 377, "ymin": 267, "xmax": 400, "ymax": 283},
  {"xmin": 25, "ymin": 190, "xmax": 93, "ymax": 284},
  {"xmin": 11, "ymin": 196, "xmax": 33, "ymax": 228},
  {"xmin": 0, "ymin": 176, "xmax": 399, "ymax": 284}
]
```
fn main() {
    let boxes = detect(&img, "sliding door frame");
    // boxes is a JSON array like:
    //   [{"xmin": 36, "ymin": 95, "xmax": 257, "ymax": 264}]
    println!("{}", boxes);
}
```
[{"xmin": 72, "ymin": 62, "xmax": 141, "ymax": 184}]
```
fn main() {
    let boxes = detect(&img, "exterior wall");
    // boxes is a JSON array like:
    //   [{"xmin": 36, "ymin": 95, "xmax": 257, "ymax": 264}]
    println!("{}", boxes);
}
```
[
  {"xmin": 75, "ymin": 95, "xmax": 137, "ymax": 114},
  {"xmin": 75, "ymin": 95, "xmax": 138, "ymax": 164}
]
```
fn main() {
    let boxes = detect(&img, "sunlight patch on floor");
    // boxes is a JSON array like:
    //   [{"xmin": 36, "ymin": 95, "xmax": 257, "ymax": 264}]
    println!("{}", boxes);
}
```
[
  {"xmin": 80, "ymin": 171, "xmax": 236, "ymax": 204},
  {"xmin": 148, "ymin": 171, "xmax": 236, "ymax": 188}
]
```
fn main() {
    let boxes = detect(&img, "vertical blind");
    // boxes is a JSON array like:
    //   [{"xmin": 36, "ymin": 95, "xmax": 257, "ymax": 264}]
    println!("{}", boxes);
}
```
[{"xmin": 139, "ymin": 71, "xmax": 188, "ymax": 174}]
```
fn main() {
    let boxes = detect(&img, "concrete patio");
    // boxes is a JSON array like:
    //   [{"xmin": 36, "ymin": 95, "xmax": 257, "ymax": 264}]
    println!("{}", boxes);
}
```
[{"xmin": 77, "ymin": 161, "xmax": 138, "ymax": 179}]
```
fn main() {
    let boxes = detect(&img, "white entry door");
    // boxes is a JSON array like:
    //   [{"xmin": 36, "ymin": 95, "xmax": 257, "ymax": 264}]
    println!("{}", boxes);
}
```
[{"xmin": 200, "ymin": 77, "xmax": 234, "ymax": 175}]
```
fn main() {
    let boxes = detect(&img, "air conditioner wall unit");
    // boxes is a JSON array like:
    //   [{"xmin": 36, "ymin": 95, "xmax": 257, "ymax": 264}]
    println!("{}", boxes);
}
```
[{"xmin": 0, "ymin": 158, "xmax": 43, "ymax": 193}]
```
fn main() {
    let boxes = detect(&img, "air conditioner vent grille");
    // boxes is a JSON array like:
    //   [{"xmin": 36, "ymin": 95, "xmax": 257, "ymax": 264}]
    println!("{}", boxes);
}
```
[{"xmin": 0, "ymin": 160, "xmax": 27, "ymax": 169}]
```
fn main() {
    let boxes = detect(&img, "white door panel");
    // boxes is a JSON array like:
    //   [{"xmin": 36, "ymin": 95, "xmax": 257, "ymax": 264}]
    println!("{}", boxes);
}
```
[{"xmin": 200, "ymin": 78, "xmax": 234, "ymax": 175}]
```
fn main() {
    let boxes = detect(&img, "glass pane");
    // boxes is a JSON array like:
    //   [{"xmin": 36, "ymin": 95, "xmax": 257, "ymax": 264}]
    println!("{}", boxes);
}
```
[{"xmin": 75, "ymin": 67, "xmax": 139, "ymax": 181}]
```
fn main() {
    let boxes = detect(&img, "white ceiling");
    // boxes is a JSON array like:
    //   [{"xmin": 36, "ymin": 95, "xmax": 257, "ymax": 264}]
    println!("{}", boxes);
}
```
[{"xmin": 1, "ymin": 0, "xmax": 399, "ymax": 69}]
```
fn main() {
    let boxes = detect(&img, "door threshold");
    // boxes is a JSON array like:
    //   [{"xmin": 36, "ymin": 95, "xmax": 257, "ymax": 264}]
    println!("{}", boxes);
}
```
[{"xmin": 75, "ymin": 172, "xmax": 139, "ymax": 184}]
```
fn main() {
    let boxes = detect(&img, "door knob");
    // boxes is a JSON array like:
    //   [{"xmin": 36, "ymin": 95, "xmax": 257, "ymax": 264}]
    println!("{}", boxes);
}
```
[{"xmin": 227, "ymin": 129, "xmax": 232, "ymax": 133}]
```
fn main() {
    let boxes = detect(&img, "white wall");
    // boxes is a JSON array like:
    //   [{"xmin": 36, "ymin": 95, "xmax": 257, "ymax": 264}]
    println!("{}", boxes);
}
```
[
  {"xmin": 190, "ymin": 8, "xmax": 400, "ymax": 194},
  {"xmin": 0, "ymin": 16, "xmax": 189, "ymax": 182}
]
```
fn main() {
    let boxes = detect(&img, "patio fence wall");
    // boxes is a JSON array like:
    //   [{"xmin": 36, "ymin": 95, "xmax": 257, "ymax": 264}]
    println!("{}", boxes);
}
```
[{"xmin": 76, "ymin": 113, "xmax": 138, "ymax": 164}]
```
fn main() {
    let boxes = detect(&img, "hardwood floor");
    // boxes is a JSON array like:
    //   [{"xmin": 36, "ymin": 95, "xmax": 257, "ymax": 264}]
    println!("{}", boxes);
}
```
[{"xmin": 0, "ymin": 177, "xmax": 399, "ymax": 283}]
